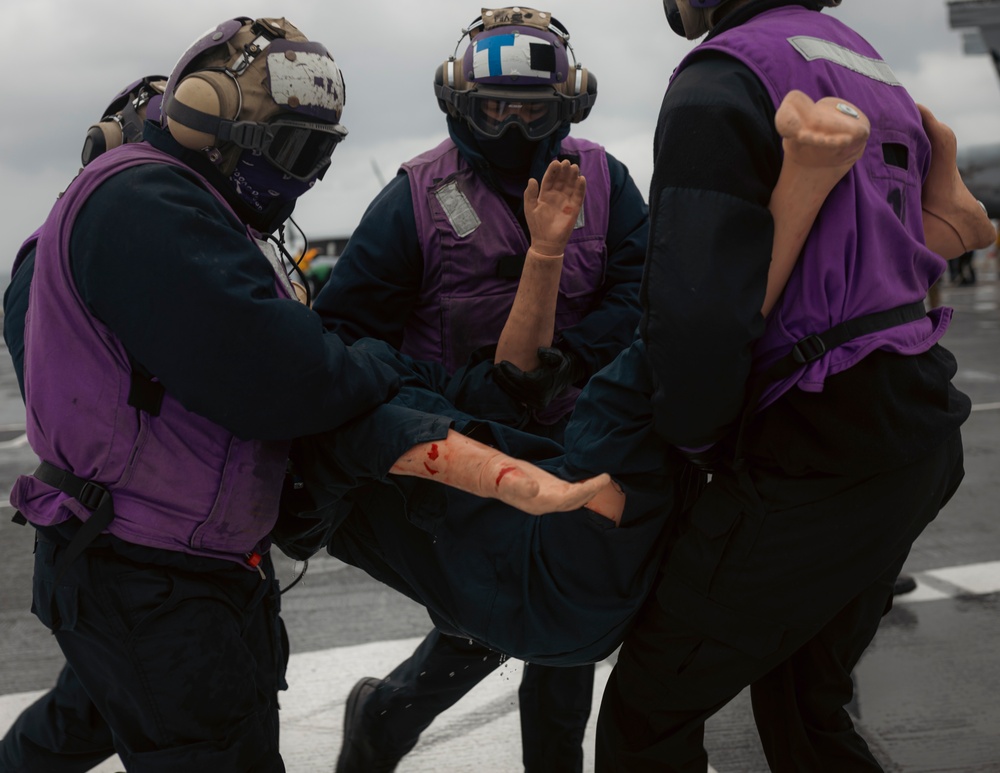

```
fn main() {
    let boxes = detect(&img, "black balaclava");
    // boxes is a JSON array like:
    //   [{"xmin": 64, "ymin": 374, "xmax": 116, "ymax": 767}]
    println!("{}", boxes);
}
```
[{"xmin": 447, "ymin": 115, "xmax": 571, "ymax": 201}]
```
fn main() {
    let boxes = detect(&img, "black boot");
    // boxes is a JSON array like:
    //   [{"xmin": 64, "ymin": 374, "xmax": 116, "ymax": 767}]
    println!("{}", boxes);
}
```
[
  {"xmin": 893, "ymin": 573, "xmax": 917, "ymax": 596},
  {"xmin": 335, "ymin": 677, "xmax": 404, "ymax": 773}
]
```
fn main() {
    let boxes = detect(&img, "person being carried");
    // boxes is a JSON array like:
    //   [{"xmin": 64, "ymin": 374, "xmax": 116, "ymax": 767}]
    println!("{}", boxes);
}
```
[{"xmin": 273, "ymin": 82, "xmax": 985, "ymax": 764}]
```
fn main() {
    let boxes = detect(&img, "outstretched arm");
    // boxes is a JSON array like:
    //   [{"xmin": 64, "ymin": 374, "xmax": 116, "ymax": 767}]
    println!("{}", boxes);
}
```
[{"xmin": 390, "ymin": 429, "xmax": 611, "ymax": 516}]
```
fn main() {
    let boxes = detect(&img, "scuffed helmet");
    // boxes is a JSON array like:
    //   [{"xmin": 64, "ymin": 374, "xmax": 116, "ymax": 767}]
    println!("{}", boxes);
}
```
[
  {"xmin": 81, "ymin": 76, "xmax": 167, "ymax": 166},
  {"xmin": 435, "ymin": 7, "xmax": 597, "ymax": 140},
  {"xmin": 161, "ymin": 17, "xmax": 347, "ymax": 181}
]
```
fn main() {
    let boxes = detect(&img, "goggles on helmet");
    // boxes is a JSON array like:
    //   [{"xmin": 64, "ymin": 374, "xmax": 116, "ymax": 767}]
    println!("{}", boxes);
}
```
[
  {"xmin": 254, "ymin": 116, "xmax": 346, "ymax": 180},
  {"xmin": 186, "ymin": 108, "xmax": 347, "ymax": 181},
  {"xmin": 446, "ymin": 86, "xmax": 583, "ymax": 140}
]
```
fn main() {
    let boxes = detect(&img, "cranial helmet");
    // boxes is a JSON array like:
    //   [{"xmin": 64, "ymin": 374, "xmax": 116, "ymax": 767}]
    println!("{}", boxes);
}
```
[
  {"xmin": 435, "ymin": 7, "xmax": 597, "ymax": 140},
  {"xmin": 662, "ymin": 0, "xmax": 842, "ymax": 38},
  {"xmin": 161, "ymin": 17, "xmax": 347, "ymax": 181},
  {"xmin": 81, "ymin": 76, "xmax": 168, "ymax": 166}
]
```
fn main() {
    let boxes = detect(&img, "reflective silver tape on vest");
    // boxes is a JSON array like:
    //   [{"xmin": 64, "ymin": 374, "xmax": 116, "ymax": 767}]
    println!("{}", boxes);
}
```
[
  {"xmin": 435, "ymin": 181, "xmax": 482, "ymax": 238},
  {"xmin": 575, "ymin": 206, "xmax": 585, "ymax": 230},
  {"xmin": 788, "ymin": 36, "xmax": 901, "ymax": 86},
  {"xmin": 255, "ymin": 237, "xmax": 296, "ymax": 297}
]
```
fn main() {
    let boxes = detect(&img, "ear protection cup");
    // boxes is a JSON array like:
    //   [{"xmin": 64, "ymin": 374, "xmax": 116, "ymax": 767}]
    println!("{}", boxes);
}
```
[
  {"xmin": 81, "ymin": 77, "xmax": 168, "ymax": 166},
  {"xmin": 80, "ymin": 122, "xmax": 121, "ymax": 165},
  {"xmin": 165, "ymin": 70, "xmax": 241, "ymax": 150},
  {"xmin": 435, "ymin": 57, "xmax": 476, "ymax": 117},
  {"xmin": 569, "ymin": 70, "xmax": 596, "ymax": 123},
  {"xmin": 435, "ymin": 60, "xmax": 458, "ymax": 117},
  {"xmin": 553, "ymin": 67, "xmax": 596, "ymax": 123}
]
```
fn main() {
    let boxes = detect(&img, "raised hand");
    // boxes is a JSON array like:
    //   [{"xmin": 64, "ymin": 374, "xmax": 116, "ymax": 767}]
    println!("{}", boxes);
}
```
[
  {"xmin": 523, "ymin": 159, "xmax": 586, "ymax": 257},
  {"xmin": 494, "ymin": 161, "xmax": 586, "ymax": 371}
]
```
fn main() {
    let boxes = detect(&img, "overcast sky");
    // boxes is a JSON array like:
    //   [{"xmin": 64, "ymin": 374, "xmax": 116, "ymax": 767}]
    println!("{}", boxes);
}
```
[{"xmin": 2, "ymin": 0, "xmax": 999, "ymax": 277}]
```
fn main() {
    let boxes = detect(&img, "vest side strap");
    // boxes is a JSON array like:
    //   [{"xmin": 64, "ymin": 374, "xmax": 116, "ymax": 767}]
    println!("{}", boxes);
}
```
[{"xmin": 32, "ymin": 461, "xmax": 116, "ymax": 584}]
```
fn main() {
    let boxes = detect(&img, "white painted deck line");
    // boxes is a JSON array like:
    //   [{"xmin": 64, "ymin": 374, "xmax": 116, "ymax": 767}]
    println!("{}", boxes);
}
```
[{"xmin": 3, "ymin": 558, "xmax": 997, "ymax": 770}]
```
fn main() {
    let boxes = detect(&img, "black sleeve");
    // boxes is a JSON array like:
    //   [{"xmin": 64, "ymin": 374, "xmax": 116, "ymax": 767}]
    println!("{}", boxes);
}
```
[
  {"xmin": 3, "ymin": 246, "xmax": 34, "ymax": 401},
  {"xmin": 640, "ymin": 54, "xmax": 782, "ymax": 448},
  {"xmin": 311, "ymin": 173, "xmax": 424, "ymax": 348},
  {"xmin": 555, "ymin": 151, "xmax": 648, "ymax": 378},
  {"xmin": 70, "ymin": 163, "xmax": 402, "ymax": 441}
]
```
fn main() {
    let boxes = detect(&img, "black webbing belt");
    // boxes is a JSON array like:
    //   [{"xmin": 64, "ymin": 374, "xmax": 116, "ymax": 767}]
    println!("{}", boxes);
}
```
[
  {"xmin": 30, "ymin": 461, "xmax": 116, "ymax": 583},
  {"xmin": 732, "ymin": 300, "xmax": 928, "ymax": 470},
  {"xmin": 118, "ymin": 101, "xmax": 145, "ymax": 145}
]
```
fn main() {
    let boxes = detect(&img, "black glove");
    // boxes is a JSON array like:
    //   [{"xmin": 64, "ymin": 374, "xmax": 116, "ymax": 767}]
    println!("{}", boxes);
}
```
[
  {"xmin": 493, "ymin": 347, "xmax": 583, "ymax": 410},
  {"xmin": 679, "ymin": 444, "xmax": 723, "ymax": 473}
]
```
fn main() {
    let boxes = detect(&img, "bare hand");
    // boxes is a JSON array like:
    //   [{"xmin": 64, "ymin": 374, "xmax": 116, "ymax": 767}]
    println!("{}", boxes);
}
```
[
  {"xmin": 775, "ymin": 90, "xmax": 870, "ymax": 171},
  {"xmin": 488, "ymin": 462, "xmax": 612, "ymax": 516},
  {"xmin": 524, "ymin": 159, "xmax": 586, "ymax": 257}
]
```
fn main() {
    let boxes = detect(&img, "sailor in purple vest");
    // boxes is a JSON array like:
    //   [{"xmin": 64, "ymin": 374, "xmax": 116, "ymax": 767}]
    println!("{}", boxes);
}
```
[
  {"xmin": 0, "ymin": 18, "xmax": 418, "ymax": 772},
  {"xmin": 595, "ymin": 2, "xmax": 972, "ymax": 770},
  {"xmin": 0, "ymin": 76, "xmax": 166, "ymax": 773},
  {"xmin": 313, "ymin": 7, "xmax": 648, "ymax": 773}
]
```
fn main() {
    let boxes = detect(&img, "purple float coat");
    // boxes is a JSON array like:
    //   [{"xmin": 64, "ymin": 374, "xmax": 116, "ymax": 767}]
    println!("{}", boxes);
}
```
[
  {"xmin": 399, "ymin": 136, "xmax": 611, "ymax": 422},
  {"xmin": 676, "ymin": 6, "xmax": 949, "ymax": 409},
  {"xmin": 12, "ymin": 143, "xmax": 291, "ymax": 565}
]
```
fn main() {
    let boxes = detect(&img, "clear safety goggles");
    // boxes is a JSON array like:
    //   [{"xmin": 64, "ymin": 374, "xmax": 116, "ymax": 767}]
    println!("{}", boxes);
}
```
[
  {"xmin": 227, "ymin": 115, "xmax": 348, "ymax": 181},
  {"xmin": 458, "ymin": 89, "xmax": 573, "ymax": 140}
]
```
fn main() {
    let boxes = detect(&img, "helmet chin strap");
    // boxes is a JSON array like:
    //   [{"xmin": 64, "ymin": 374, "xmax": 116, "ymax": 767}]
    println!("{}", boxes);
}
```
[{"xmin": 678, "ymin": 2, "xmax": 713, "ymax": 40}]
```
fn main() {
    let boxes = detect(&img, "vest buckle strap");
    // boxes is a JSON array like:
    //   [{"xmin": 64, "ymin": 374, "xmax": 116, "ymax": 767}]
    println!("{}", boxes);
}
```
[
  {"xmin": 31, "ymin": 461, "xmax": 117, "ymax": 583},
  {"xmin": 77, "ymin": 481, "xmax": 111, "ymax": 512},
  {"xmin": 791, "ymin": 334, "xmax": 827, "ymax": 364}
]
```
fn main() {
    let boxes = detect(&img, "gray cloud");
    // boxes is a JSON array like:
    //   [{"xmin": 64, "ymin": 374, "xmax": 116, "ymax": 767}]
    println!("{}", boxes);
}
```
[{"xmin": 1, "ymin": 0, "xmax": 993, "ymax": 277}]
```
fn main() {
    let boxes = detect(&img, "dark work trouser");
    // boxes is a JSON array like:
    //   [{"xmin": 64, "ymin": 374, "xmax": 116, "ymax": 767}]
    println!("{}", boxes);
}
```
[
  {"xmin": 0, "ymin": 661, "xmax": 115, "ymax": 772},
  {"xmin": 362, "ymin": 628, "xmax": 595, "ymax": 773},
  {"xmin": 0, "ymin": 529, "xmax": 289, "ymax": 773},
  {"xmin": 595, "ymin": 430, "xmax": 965, "ymax": 772}
]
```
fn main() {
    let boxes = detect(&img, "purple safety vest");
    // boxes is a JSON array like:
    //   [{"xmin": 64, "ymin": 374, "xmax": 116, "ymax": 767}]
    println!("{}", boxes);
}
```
[
  {"xmin": 400, "ymin": 136, "xmax": 612, "ymax": 423},
  {"xmin": 676, "ymin": 6, "xmax": 949, "ymax": 409},
  {"xmin": 11, "ymin": 143, "xmax": 292, "ymax": 566}
]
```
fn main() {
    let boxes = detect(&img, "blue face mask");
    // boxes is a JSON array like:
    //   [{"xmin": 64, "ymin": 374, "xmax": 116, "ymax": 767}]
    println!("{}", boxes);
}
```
[{"xmin": 228, "ymin": 149, "xmax": 317, "ymax": 217}]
